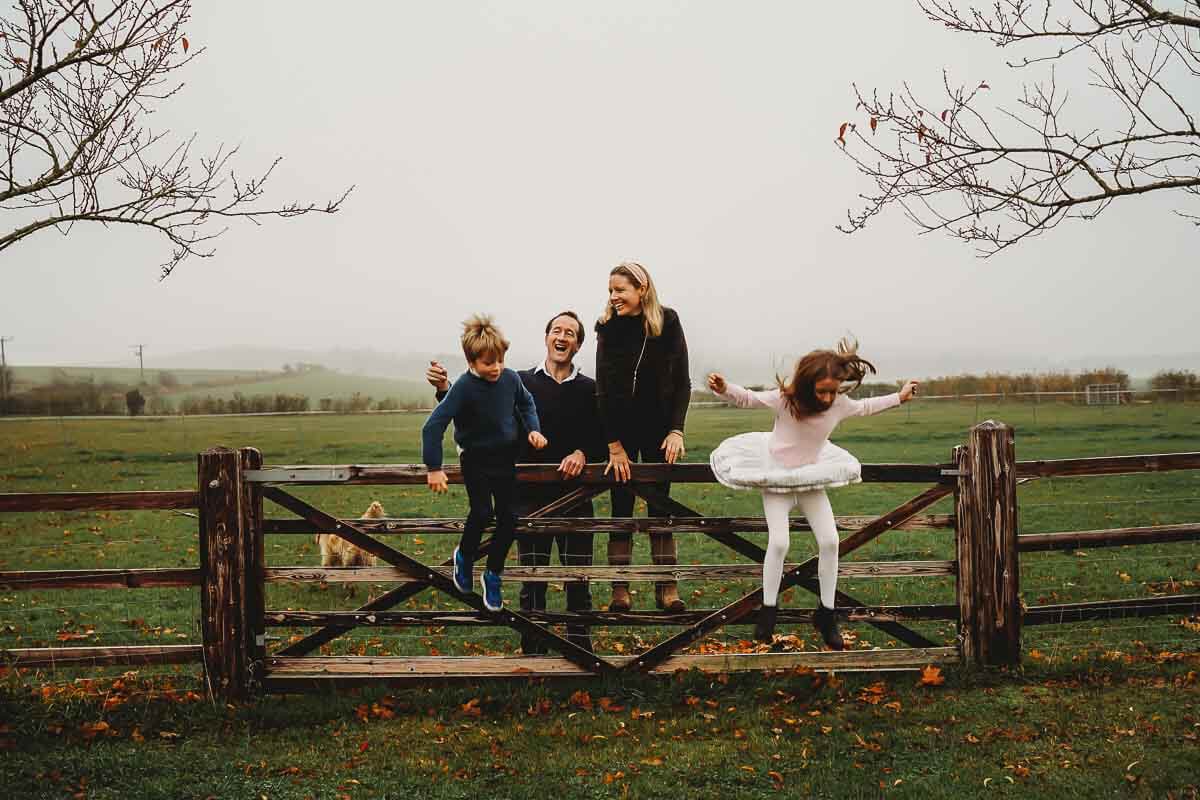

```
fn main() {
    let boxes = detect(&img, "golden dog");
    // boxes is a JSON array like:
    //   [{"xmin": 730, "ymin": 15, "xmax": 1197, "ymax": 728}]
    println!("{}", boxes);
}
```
[{"xmin": 316, "ymin": 501, "xmax": 386, "ymax": 568}]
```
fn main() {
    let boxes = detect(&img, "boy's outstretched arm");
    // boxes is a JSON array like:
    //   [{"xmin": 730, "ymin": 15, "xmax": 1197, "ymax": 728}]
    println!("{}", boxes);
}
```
[{"xmin": 421, "ymin": 380, "xmax": 465, "ymax": 490}]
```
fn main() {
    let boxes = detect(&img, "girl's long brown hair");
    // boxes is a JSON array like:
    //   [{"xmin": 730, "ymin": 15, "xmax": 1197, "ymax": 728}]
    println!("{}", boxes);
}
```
[{"xmin": 777, "ymin": 337, "xmax": 876, "ymax": 419}]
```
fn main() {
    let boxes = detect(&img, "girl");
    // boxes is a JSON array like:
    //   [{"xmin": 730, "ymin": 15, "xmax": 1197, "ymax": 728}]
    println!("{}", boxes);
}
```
[
  {"xmin": 595, "ymin": 262, "xmax": 691, "ymax": 612},
  {"xmin": 706, "ymin": 339, "xmax": 918, "ymax": 648}
]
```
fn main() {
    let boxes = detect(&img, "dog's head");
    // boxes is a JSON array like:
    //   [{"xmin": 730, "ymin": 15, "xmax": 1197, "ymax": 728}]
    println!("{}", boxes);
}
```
[{"xmin": 362, "ymin": 501, "xmax": 386, "ymax": 519}]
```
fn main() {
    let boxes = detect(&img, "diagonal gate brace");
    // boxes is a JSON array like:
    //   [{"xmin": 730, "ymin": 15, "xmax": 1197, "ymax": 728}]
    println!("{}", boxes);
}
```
[
  {"xmin": 623, "ymin": 484, "xmax": 952, "ymax": 674},
  {"xmin": 275, "ymin": 486, "xmax": 605, "ymax": 657},
  {"xmin": 631, "ymin": 485, "xmax": 940, "ymax": 649},
  {"xmin": 261, "ymin": 486, "xmax": 614, "ymax": 674}
]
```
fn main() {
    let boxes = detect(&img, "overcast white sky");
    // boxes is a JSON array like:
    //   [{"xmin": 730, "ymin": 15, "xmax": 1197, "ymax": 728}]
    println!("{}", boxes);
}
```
[{"xmin": 3, "ymin": 2, "xmax": 1197, "ymax": 379}]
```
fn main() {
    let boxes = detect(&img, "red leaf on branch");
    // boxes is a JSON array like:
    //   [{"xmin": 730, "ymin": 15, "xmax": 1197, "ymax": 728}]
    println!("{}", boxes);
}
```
[
  {"xmin": 837, "ymin": 122, "xmax": 850, "ymax": 145},
  {"xmin": 181, "ymin": 36, "xmax": 189, "ymax": 53},
  {"xmin": 940, "ymin": 109, "xmax": 949, "ymax": 123},
  {"xmin": 869, "ymin": 117, "xmax": 877, "ymax": 134},
  {"xmin": 979, "ymin": 81, "xmax": 990, "ymax": 89},
  {"xmin": 917, "ymin": 126, "xmax": 925, "ymax": 144}
]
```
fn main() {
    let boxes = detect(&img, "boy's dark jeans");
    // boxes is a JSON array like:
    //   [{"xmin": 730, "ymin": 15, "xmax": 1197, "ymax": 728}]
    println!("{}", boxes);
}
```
[
  {"xmin": 459, "ymin": 445, "xmax": 519, "ymax": 576},
  {"xmin": 516, "ymin": 487, "xmax": 595, "ymax": 654}
]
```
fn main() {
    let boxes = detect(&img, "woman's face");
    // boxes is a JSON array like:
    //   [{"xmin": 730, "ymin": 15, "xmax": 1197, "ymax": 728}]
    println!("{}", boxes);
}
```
[{"xmin": 608, "ymin": 274, "xmax": 644, "ymax": 317}]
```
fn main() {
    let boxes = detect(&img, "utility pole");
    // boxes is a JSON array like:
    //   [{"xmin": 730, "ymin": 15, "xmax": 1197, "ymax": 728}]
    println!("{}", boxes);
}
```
[
  {"xmin": 132, "ymin": 344, "xmax": 145, "ymax": 383},
  {"xmin": 0, "ymin": 336, "xmax": 11, "ymax": 414}
]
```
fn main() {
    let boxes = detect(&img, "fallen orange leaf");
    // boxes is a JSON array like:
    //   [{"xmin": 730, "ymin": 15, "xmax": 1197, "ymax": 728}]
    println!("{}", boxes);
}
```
[{"xmin": 917, "ymin": 665, "xmax": 945, "ymax": 686}]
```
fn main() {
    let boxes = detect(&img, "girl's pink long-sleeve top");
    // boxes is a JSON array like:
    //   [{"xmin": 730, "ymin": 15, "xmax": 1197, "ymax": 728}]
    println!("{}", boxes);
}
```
[{"xmin": 716, "ymin": 383, "xmax": 901, "ymax": 467}]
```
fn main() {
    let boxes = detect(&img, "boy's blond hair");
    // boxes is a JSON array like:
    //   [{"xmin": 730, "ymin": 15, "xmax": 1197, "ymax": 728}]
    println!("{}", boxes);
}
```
[{"xmin": 461, "ymin": 314, "xmax": 510, "ymax": 361}]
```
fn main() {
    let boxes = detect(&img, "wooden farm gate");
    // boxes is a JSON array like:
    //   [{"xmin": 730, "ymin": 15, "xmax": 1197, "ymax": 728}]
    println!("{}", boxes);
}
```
[{"xmin": 230, "ymin": 427, "xmax": 1009, "ymax": 696}]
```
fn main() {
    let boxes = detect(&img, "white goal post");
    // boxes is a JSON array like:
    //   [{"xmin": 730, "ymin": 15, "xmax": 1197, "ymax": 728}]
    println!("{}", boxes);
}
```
[{"xmin": 1085, "ymin": 384, "xmax": 1123, "ymax": 405}]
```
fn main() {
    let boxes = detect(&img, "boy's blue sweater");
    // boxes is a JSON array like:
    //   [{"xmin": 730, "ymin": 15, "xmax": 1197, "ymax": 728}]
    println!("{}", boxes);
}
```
[{"xmin": 421, "ymin": 368, "xmax": 540, "ymax": 469}]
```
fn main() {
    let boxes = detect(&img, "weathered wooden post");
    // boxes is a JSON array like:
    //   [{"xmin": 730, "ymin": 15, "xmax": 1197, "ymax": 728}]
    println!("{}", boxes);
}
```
[
  {"xmin": 199, "ymin": 447, "xmax": 260, "ymax": 701},
  {"xmin": 954, "ymin": 420, "xmax": 1021, "ymax": 667},
  {"xmin": 239, "ymin": 447, "xmax": 265, "ymax": 693}
]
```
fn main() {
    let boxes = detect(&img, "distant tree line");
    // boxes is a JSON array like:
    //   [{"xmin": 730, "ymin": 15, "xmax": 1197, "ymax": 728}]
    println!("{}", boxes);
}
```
[
  {"xmin": 690, "ymin": 368, "xmax": 1199, "ymax": 405},
  {"xmin": 0, "ymin": 369, "xmax": 430, "ymax": 416},
  {"xmin": 3, "ymin": 366, "xmax": 1197, "ymax": 417}
]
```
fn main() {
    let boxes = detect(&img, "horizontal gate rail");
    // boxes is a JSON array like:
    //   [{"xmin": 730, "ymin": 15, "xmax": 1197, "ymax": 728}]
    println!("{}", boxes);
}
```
[
  {"xmin": 263, "ymin": 513, "xmax": 955, "ymax": 535},
  {"xmin": 264, "ymin": 605, "xmax": 960, "ymax": 628},
  {"xmin": 245, "ymin": 462, "xmax": 955, "ymax": 485},
  {"xmin": 264, "ymin": 561, "xmax": 956, "ymax": 584},
  {"xmin": 265, "ymin": 647, "xmax": 961, "ymax": 688}
]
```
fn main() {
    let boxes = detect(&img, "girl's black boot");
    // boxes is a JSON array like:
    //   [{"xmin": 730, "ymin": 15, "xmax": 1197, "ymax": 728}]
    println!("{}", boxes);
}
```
[
  {"xmin": 754, "ymin": 604, "xmax": 778, "ymax": 643},
  {"xmin": 813, "ymin": 603, "xmax": 845, "ymax": 651}
]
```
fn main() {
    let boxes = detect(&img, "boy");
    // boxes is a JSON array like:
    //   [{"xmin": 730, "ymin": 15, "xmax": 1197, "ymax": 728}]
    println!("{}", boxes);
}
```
[{"xmin": 422, "ymin": 314, "xmax": 547, "ymax": 611}]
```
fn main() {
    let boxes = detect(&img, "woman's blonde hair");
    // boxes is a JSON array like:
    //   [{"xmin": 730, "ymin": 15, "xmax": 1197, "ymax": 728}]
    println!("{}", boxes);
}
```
[
  {"xmin": 777, "ymin": 337, "xmax": 877, "ymax": 419},
  {"xmin": 598, "ymin": 261, "xmax": 665, "ymax": 337},
  {"xmin": 461, "ymin": 314, "xmax": 510, "ymax": 362}
]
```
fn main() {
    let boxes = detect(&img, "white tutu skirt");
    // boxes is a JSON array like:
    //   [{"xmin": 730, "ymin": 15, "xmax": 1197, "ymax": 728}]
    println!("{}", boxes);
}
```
[{"xmin": 709, "ymin": 431, "xmax": 862, "ymax": 494}]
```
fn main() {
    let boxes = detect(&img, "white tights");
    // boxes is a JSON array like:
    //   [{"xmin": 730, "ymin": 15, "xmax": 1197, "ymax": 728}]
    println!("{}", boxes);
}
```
[{"xmin": 761, "ymin": 489, "xmax": 839, "ymax": 609}]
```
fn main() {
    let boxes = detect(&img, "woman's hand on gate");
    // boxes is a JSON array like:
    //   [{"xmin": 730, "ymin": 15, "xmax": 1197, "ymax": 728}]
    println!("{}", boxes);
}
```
[
  {"xmin": 604, "ymin": 442, "xmax": 632, "ymax": 483},
  {"xmin": 427, "ymin": 469, "xmax": 448, "ymax": 494},
  {"xmin": 528, "ymin": 431, "xmax": 548, "ymax": 450},
  {"xmin": 661, "ymin": 431, "xmax": 685, "ymax": 464},
  {"xmin": 558, "ymin": 449, "xmax": 586, "ymax": 478}
]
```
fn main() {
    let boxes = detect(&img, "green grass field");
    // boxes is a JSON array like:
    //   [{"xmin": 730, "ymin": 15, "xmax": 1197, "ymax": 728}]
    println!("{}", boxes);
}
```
[{"xmin": 1, "ymin": 400, "xmax": 1198, "ymax": 798}]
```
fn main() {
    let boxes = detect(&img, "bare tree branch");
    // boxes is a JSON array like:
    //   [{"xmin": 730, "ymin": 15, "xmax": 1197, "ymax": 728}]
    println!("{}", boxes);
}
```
[
  {"xmin": 0, "ymin": 0, "xmax": 352, "ymax": 278},
  {"xmin": 840, "ymin": 0, "xmax": 1199, "ymax": 254}
]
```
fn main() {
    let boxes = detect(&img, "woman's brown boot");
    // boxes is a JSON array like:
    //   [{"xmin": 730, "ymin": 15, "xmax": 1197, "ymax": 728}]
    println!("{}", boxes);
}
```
[
  {"xmin": 651, "ymin": 533, "xmax": 686, "ymax": 612},
  {"xmin": 607, "ymin": 535, "xmax": 633, "ymax": 612}
]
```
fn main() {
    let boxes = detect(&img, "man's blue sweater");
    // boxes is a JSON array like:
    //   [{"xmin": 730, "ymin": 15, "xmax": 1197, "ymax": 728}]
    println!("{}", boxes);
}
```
[{"xmin": 421, "ymin": 368, "xmax": 540, "ymax": 469}]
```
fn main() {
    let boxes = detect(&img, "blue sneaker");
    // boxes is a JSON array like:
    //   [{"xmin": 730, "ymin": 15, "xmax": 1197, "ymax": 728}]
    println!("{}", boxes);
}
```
[
  {"xmin": 452, "ymin": 546, "xmax": 471, "ymax": 594},
  {"xmin": 480, "ymin": 569, "xmax": 503, "ymax": 611}
]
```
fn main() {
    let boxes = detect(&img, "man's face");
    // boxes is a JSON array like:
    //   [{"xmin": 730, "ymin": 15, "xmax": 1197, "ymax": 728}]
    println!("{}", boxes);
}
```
[{"xmin": 544, "ymin": 315, "xmax": 582, "ymax": 367}]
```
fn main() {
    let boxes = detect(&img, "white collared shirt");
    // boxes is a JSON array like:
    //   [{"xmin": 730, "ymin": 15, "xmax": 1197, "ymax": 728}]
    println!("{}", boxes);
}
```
[{"xmin": 532, "ymin": 361, "xmax": 580, "ymax": 384}]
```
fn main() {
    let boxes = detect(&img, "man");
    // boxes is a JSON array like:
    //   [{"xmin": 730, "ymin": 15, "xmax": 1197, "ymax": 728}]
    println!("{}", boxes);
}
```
[{"xmin": 427, "ymin": 311, "xmax": 606, "ymax": 653}]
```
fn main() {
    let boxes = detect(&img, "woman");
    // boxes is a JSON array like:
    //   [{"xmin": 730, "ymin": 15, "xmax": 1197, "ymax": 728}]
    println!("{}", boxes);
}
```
[{"xmin": 595, "ymin": 262, "xmax": 691, "ymax": 612}]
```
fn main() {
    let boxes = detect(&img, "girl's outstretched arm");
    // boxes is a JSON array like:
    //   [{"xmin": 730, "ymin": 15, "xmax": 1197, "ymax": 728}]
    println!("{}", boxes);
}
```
[
  {"xmin": 707, "ymin": 373, "xmax": 780, "ymax": 410},
  {"xmin": 843, "ymin": 380, "xmax": 919, "ymax": 418}
]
